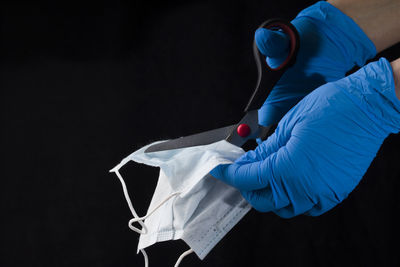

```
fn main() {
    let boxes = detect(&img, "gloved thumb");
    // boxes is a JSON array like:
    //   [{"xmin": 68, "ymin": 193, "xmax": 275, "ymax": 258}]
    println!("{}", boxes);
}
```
[
  {"xmin": 210, "ymin": 136, "xmax": 286, "ymax": 191},
  {"xmin": 255, "ymin": 28, "xmax": 290, "ymax": 69},
  {"xmin": 210, "ymin": 160, "xmax": 266, "ymax": 191}
]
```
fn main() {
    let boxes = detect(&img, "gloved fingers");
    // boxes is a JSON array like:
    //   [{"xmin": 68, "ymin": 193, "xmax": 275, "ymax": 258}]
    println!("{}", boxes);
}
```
[
  {"xmin": 241, "ymin": 187, "xmax": 290, "ymax": 213},
  {"xmin": 235, "ymin": 131, "xmax": 281, "ymax": 165},
  {"xmin": 240, "ymin": 171, "xmax": 315, "ymax": 217},
  {"xmin": 255, "ymin": 28, "xmax": 290, "ymax": 69},
  {"xmin": 255, "ymin": 28, "xmax": 290, "ymax": 57},
  {"xmin": 236, "ymin": 118, "xmax": 292, "ymax": 165},
  {"xmin": 258, "ymin": 102, "xmax": 287, "ymax": 127}
]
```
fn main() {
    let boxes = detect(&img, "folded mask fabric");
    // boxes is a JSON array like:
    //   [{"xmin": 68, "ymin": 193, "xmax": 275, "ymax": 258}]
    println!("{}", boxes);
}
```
[{"xmin": 110, "ymin": 140, "xmax": 251, "ymax": 266}]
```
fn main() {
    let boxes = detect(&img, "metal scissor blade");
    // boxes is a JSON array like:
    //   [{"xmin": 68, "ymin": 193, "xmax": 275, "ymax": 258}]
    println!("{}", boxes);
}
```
[{"xmin": 144, "ymin": 125, "xmax": 236, "ymax": 153}]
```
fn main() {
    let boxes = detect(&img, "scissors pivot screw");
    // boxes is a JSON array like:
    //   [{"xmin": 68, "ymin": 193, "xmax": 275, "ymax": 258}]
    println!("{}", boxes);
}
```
[{"xmin": 237, "ymin": 124, "xmax": 251, "ymax": 137}]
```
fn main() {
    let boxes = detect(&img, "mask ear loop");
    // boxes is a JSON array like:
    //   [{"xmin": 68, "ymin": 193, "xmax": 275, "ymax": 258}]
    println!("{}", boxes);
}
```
[
  {"xmin": 139, "ymin": 247, "xmax": 192, "ymax": 267},
  {"xmin": 111, "ymin": 162, "xmax": 189, "ymax": 267},
  {"xmin": 174, "ymin": 248, "xmax": 194, "ymax": 267},
  {"xmin": 111, "ymin": 168, "xmax": 148, "ymax": 234},
  {"xmin": 128, "ymin": 191, "xmax": 181, "ymax": 233},
  {"xmin": 111, "ymin": 167, "xmax": 183, "ymax": 234},
  {"xmin": 140, "ymin": 249, "xmax": 149, "ymax": 267}
]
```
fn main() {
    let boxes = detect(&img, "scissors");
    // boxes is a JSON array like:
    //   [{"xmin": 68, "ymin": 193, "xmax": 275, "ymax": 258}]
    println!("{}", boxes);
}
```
[{"xmin": 145, "ymin": 18, "xmax": 299, "ymax": 153}]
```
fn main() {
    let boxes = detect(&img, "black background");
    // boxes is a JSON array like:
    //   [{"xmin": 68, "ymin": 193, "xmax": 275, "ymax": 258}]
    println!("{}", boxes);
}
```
[{"xmin": 1, "ymin": 0, "xmax": 400, "ymax": 266}]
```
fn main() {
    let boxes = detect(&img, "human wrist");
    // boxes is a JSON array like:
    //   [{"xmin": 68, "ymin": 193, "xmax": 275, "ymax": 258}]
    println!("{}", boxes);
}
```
[
  {"xmin": 391, "ymin": 58, "xmax": 400, "ymax": 101},
  {"xmin": 328, "ymin": 0, "xmax": 400, "ymax": 52}
]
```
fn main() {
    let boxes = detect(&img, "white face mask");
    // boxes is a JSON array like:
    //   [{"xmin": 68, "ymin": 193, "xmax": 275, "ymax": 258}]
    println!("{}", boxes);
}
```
[{"xmin": 110, "ymin": 140, "xmax": 251, "ymax": 266}]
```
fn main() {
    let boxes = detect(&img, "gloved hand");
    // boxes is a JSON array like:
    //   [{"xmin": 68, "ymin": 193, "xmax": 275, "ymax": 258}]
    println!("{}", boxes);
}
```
[
  {"xmin": 256, "ymin": 1, "xmax": 376, "ymax": 126},
  {"xmin": 211, "ymin": 58, "xmax": 400, "ymax": 218}
]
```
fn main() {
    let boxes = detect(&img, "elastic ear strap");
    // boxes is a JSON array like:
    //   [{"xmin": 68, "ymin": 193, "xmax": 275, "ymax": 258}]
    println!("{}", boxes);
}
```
[
  {"xmin": 112, "ymin": 169, "xmax": 148, "ymax": 234},
  {"xmin": 128, "ymin": 192, "xmax": 181, "ymax": 233},
  {"xmin": 112, "ymin": 169, "xmax": 183, "ymax": 235},
  {"xmin": 174, "ymin": 249, "xmax": 194, "ymax": 267},
  {"xmin": 139, "ymin": 247, "xmax": 193, "ymax": 267},
  {"xmin": 111, "ymin": 161, "xmax": 190, "ymax": 267},
  {"xmin": 140, "ymin": 249, "xmax": 149, "ymax": 267},
  {"xmin": 109, "ymin": 157, "xmax": 131, "ymax": 173}
]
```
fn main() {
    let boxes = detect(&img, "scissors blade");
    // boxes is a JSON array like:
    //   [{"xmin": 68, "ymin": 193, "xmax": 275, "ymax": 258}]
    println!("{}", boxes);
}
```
[{"xmin": 144, "ymin": 125, "xmax": 236, "ymax": 153}]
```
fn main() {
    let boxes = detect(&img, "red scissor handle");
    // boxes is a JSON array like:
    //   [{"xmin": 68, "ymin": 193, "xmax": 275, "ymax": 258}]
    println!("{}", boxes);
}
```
[
  {"xmin": 261, "ymin": 19, "xmax": 299, "ymax": 70},
  {"xmin": 245, "ymin": 19, "xmax": 300, "ymax": 112}
]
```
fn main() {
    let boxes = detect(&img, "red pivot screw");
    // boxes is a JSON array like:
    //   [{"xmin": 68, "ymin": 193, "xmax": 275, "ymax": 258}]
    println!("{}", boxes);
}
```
[{"xmin": 237, "ymin": 124, "xmax": 251, "ymax": 137}]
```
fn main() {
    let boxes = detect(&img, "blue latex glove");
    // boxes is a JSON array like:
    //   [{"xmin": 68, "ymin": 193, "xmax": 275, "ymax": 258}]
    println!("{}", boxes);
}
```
[
  {"xmin": 211, "ymin": 58, "xmax": 400, "ymax": 218},
  {"xmin": 256, "ymin": 1, "xmax": 376, "ymax": 126}
]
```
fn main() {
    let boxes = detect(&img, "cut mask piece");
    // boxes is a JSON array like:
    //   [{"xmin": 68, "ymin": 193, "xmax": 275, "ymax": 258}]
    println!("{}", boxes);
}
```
[{"xmin": 110, "ymin": 140, "xmax": 252, "ymax": 266}]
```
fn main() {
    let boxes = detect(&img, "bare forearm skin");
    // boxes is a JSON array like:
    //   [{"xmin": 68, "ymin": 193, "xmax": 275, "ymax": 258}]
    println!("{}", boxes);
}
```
[
  {"xmin": 391, "ymin": 58, "xmax": 400, "ymax": 100},
  {"xmin": 328, "ymin": 0, "xmax": 400, "ymax": 53}
]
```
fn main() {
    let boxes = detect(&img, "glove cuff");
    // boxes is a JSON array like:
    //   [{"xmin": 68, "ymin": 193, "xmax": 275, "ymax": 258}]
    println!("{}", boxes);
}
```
[
  {"xmin": 341, "ymin": 58, "xmax": 400, "ymax": 134},
  {"xmin": 295, "ymin": 1, "xmax": 376, "ymax": 67}
]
